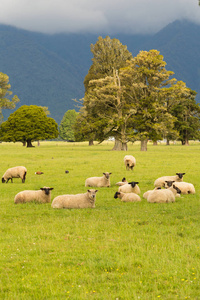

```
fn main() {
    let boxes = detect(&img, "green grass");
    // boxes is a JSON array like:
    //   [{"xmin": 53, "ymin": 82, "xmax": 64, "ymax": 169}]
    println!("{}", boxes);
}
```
[{"xmin": 0, "ymin": 141, "xmax": 200, "ymax": 299}]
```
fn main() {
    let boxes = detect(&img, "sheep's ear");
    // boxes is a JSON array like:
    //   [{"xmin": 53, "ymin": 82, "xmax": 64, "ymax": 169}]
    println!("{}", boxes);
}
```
[
  {"xmin": 40, "ymin": 188, "xmax": 44, "ymax": 190},
  {"xmin": 109, "ymin": 173, "xmax": 112, "ymax": 175},
  {"xmin": 95, "ymin": 190, "xmax": 98, "ymax": 193},
  {"xmin": 87, "ymin": 189, "xmax": 91, "ymax": 192},
  {"xmin": 135, "ymin": 182, "xmax": 139, "ymax": 184},
  {"xmin": 49, "ymin": 188, "xmax": 54, "ymax": 190}
]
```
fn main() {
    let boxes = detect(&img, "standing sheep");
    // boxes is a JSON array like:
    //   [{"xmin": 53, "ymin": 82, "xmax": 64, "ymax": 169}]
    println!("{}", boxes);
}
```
[
  {"xmin": 51, "ymin": 189, "xmax": 98, "ymax": 209},
  {"xmin": 85, "ymin": 172, "xmax": 112, "ymax": 187},
  {"xmin": 14, "ymin": 187, "xmax": 54, "ymax": 204},
  {"xmin": 124, "ymin": 155, "xmax": 136, "ymax": 171},
  {"xmin": 154, "ymin": 173, "xmax": 185, "ymax": 188},
  {"xmin": 164, "ymin": 180, "xmax": 195, "ymax": 194},
  {"xmin": 114, "ymin": 191, "xmax": 141, "ymax": 202},
  {"xmin": 2, "ymin": 166, "xmax": 27, "ymax": 183},
  {"xmin": 118, "ymin": 181, "xmax": 140, "ymax": 194}
]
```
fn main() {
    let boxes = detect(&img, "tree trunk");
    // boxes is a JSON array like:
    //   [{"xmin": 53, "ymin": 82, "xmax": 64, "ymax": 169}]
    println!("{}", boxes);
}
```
[
  {"xmin": 89, "ymin": 140, "xmax": 94, "ymax": 146},
  {"xmin": 27, "ymin": 140, "xmax": 34, "ymax": 147},
  {"xmin": 166, "ymin": 139, "xmax": 170, "ymax": 145},
  {"xmin": 153, "ymin": 141, "xmax": 157, "ymax": 145},
  {"xmin": 140, "ymin": 139, "xmax": 148, "ymax": 151},
  {"xmin": 37, "ymin": 140, "xmax": 40, "ymax": 146},
  {"xmin": 22, "ymin": 141, "xmax": 26, "ymax": 147},
  {"xmin": 112, "ymin": 139, "xmax": 128, "ymax": 151}
]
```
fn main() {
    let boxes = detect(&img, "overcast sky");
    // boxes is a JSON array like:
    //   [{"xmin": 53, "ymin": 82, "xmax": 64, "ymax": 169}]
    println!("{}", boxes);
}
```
[{"xmin": 0, "ymin": 0, "xmax": 200, "ymax": 35}]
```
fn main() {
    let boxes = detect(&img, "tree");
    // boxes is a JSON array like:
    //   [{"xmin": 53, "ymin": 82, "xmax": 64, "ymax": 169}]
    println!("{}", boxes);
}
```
[
  {"xmin": 59, "ymin": 109, "xmax": 78, "ymax": 141},
  {"xmin": 0, "ymin": 105, "xmax": 58, "ymax": 147},
  {"xmin": 0, "ymin": 72, "xmax": 19, "ymax": 123}
]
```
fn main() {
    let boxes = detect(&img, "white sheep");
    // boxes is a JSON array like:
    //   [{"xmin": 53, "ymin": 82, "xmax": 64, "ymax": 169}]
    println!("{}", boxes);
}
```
[
  {"xmin": 115, "ymin": 177, "xmax": 128, "ymax": 186},
  {"xmin": 164, "ymin": 180, "xmax": 195, "ymax": 194},
  {"xmin": 154, "ymin": 173, "xmax": 185, "ymax": 187},
  {"xmin": 14, "ymin": 187, "xmax": 54, "ymax": 204},
  {"xmin": 124, "ymin": 155, "xmax": 136, "ymax": 171},
  {"xmin": 147, "ymin": 184, "xmax": 181, "ymax": 203},
  {"xmin": 118, "ymin": 181, "xmax": 140, "ymax": 194},
  {"xmin": 2, "ymin": 166, "xmax": 27, "ymax": 183},
  {"xmin": 85, "ymin": 172, "xmax": 111, "ymax": 187},
  {"xmin": 114, "ymin": 191, "xmax": 141, "ymax": 202},
  {"xmin": 143, "ymin": 187, "xmax": 161, "ymax": 199},
  {"xmin": 51, "ymin": 189, "xmax": 98, "ymax": 209}
]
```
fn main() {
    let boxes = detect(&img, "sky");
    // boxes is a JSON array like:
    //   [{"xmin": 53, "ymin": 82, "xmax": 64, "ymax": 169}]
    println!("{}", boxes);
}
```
[{"xmin": 0, "ymin": 0, "xmax": 200, "ymax": 35}]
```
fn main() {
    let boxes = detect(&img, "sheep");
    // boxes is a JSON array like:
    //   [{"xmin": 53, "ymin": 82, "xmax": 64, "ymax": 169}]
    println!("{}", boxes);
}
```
[
  {"xmin": 51, "ymin": 189, "xmax": 98, "ymax": 209},
  {"xmin": 164, "ymin": 180, "xmax": 195, "ymax": 194},
  {"xmin": 114, "ymin": 191, "xmax": 141, "ymax": 202},
  {"xmin": 14, "ymin": 187, "xmax": 54, "ymax": 204},
  {"xmin": 124, "ymin": 155, "xmax": 136, "ymax": 171},
  {"xmin": 154, "ymin": 173, "xmax": 185, "ymax": 188},
  {"xmin": 118, "ymin": 181, "xmax": 140, "ymax": 194},
  {"xmin": 2, "ymin": 166, "xmax": 27, "ymax": 183},
  {"xmin": 143, "ymin": 187, "xmax": 161, "ymax": 199},
  {"xmin": 147, "ymin": 184, "xmax": 181, "ymax": 203},
  {"xmin": 85, "ymin": 172, "xmax": 112, "ymax": 187},
  {"xmin": 115, "ymin": 177, "xmax": 128, "ymax": 186}
]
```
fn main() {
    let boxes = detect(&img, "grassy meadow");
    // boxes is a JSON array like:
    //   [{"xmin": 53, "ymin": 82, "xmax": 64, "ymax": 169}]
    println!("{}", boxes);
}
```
[{"xmin": 0, "ymin": 141, "xmax": 200, "ymax": 299}]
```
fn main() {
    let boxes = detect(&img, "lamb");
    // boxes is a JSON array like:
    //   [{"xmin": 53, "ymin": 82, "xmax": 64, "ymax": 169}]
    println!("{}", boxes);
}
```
[
  {"xmin": 124, "ymin": 155, "xmax": 136, "ymax": 171},
  {"xmin": 154, "ymin": 173, "xmax": 185, "ymax": 188},
  {"xmin": 164, "ymin": 180, "xmax": 195, "ymax": 194},
  {"xmin": 14, "ymin": 187, "xmax": 54, "ymax": 204},
  {"xmin": 118, "ymin": 181, "xmax": 140, "ymax": 194},
  {"xmin": 51, "ymin": 189, "xmax": 98, "ymax": 209},
  {"xmin": 85, "ymin": 172, "xmax": 111, "ymax": 187},
  {"xmin": 147, "ymin": 184, "xmax": 181, "ymax": 203},
  {"xmin": 114, "ymin": 191, "xmax": 141, "ymax": 202},
  {"xmin": 2, "ymin": 166, "xmax": 27, "ymax": 183},
  {"xmin": 115, "ymin": 177, "xmax": 128, "ymax": 186}
]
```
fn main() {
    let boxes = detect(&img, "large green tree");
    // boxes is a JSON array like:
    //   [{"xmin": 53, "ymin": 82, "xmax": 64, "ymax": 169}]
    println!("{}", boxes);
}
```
[
  {"xmin": 0, "ymin": 105, "xmax": 58, "ymax": 147},
  {"xmin": 59, "ymin": 109, "xmax": 78, "ymax": 141},
  {"xmin": 0, "ymin": 72, "xmax": 19, "ymax": 123}
]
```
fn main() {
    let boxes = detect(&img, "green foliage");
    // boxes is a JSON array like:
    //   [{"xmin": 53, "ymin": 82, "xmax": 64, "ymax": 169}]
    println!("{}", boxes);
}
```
[
  {"xmin": 59, "ymin": 109, "xmax": 78, "ymax": 141},
  {"xmin": 0, "ymin": 105, "xmax": 58, "ymax": 146},
  {"xmin": 0, "ymin": 141, "xmax": 200, "ymax": 299}
]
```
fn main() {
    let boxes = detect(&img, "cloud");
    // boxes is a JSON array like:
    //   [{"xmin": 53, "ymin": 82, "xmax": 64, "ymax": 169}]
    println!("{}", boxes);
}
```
[{"xmin": 0, "ymin": 0, "xmax": 200, "ymax": 34}]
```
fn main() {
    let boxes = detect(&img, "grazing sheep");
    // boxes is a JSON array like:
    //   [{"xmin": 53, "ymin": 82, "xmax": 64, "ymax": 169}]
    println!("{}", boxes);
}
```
[
  {"xmin": 118, "ymin": 181, "xmax": 140, "ymax": 194},
  {"xmin": 2, "ymin": 166, "xmax": 27, "ymax": 183},
  {"xmin": 51, "ymin": 189, "xmax": 98, "ymax": 209},
  {"xmin": 85, "ymin": 172, "xmax": 112, "ymax": 187},
  {"xmin": 147, "ymin": 184, "xmax": 181, "ymax": 203},
  {"xmin": 124, "ymin": 155, "xmax": 136, "ymax": 171},
  {"xmin": 14, "ymin": 187, "xmax": 54, "ymax": 204},
  {"xmin": 114, "ymin": 191, "xmax": 141, "ymax": 202},
  {"xmin": 164, "ymin": 180, "xmax": 195, "ymax": 194},
  {"xmin": 115, "ymin": 177, "xmax": 128, "ymax": 186},
  {"xmin": 154, "ymin": 173, "xmax": 185, "ymax": 188}
]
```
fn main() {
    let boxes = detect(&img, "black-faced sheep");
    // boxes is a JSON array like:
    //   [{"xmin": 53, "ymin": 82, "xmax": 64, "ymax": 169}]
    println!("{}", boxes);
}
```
[
  {"xmin": 124, "ymin": 155, "xmax": 136, "ymax": 171},
  {"xmin": 85, "ymin": 172, "xmax": 111, "ymax": 187},
  {"xmin": 147, "ymin": 184, "xmax": 181, "ymax": 203},
  {"xmin": 2, "ymin": 166, "xmax": 27, "ymax": 183},
  {"xmin": 164, "ymin": 180, "xmax": 195, "ymax": 194},
  {"xmin": 114, "ymin": 191, "xmax": 141, "ymax": 202},
  {"xmin": 14, "ymin": 187, "xmax": 54, "ymax": 204},
  {"xmin": 118, "ymin": 181, "xmax": 140, "ymax": 194},
  {"xmin": 154, "ymin": 173, "xmax": 185, "ymax": 188},
  {"xmin": 51, "ymin": 189, "xmax": 98, "ymax": 209}
]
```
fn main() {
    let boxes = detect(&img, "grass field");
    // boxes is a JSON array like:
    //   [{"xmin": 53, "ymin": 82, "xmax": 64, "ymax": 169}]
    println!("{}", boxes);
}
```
[{"xmin": 0, "ymin": 141, "xmax": 200, "ymax": 299}]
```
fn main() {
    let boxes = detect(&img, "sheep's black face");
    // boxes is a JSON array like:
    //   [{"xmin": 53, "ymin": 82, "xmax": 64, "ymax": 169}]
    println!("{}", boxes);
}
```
[
  {"xmin": 114, "ymin": 192, "xmax": 120, "ymax": 199},
  {"xmin": 165, "ymin": 180, "xmax": 175, "ymax": 187},
  {"xmin": 173, "ymin": 185, "xmax": 181, "ymax": 194},
  {"xmin": 40, "ymin": 187, "xmax": 54, "ymax": 195},
  {"xmin": 128, "ymin": 181, "xmax": 139, "ymax": 188},
  {"xmin": 176, "ymin": 173, "xmax": 185, "ymax": 179},
  {"xmin": 2, "ymin": 178, "xmax": 5, "ymax": 183}
]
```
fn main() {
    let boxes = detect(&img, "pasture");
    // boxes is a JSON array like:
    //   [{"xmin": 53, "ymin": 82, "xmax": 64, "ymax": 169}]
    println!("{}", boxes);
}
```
[{"xmin": 0, "ymin": 141, "xmax": 200, "ymax": 299}]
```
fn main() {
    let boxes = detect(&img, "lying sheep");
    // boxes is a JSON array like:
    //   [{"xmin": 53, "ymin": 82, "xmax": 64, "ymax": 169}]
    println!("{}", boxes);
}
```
[
  {"xmin": 143, "ymin": 187, "xmax": 161, "ymax": 199},
  {"xmin": 118, "ymin": 181, "xmax": 140, "ymax": 194},
  {"xmin": 14, "ymin": 187, "xmax": 54, "ymax": 204},
  {"xmin": 51, "ymin": 189, "xmax": 98, "ymax": 209},
  {"xmin": 124, "ymin": 155, "xmax": 136, "ymax": 171},
  {"xmin": 114, "ymin": 191, "xmax": 141, "ymax": 202},
  {"xmin": 147, "ymin": 184, "xmax": 181, "ymax": 203},
  {"xmin": 85, "ymin": 172, "xmax": 111, "ymax": 187},
  {"xmin": 2, "ymin": 166, "xmax": 27, "ymax": 183},
  {"xmin": 154, "ymin": 173, "xmax": 185, "ymax": 187},
  {"xmin": 164, "ymin": 180, "xmax": 195, "ymax": 194},
  {"xmin": 115, "ymin": 177, "xmax": 128, "ymax": 186}
]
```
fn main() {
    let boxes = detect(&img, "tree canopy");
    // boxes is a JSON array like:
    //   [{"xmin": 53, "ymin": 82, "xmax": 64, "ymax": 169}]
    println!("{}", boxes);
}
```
[
  {"xmin": 0, "ymin": 105, "xmax": 58, "ymax": 147},
  {"xmin": 59, "ymin": 109, "xmax": 78, "ymax": 141},
  {"xmin": 0, "ymin": 72, "xmax": 19, "ymax": 123}
]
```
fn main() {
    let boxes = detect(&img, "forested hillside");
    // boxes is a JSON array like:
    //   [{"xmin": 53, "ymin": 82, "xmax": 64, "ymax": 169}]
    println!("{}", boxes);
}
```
[{"xmin": 0, "ymin": 20, "xmax": 199, "ymax": 123}]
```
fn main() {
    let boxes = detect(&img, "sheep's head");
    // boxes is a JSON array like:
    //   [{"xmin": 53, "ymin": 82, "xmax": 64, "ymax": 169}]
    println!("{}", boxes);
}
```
[
  {"xmin": 122, "ymin": 177, "xmax": 126, "ymax": 182},
  {"xmin": 87, "ymin": 189, "xmax": 98, "ymax": 200},
  {"xmin": 128, "ymin": 181, "xmax": 139, "ymax": 188},
  {"xmin": 40, "ymin": 187, "xmax": 54, "ymax": 195},
  {"xmin": 176, "ymin": 172, "xmax": 185, "ymax": 179},
  {"xmin": 103, "ymin": 172, "xmax": 112, "ymax": 179},
  {"xmin": 164, "ymin": 180, "xmax": 175, "ymax": 188},
  {"xmin": 114, "ymin": 191, "xmax": 120, "ymax": 199},
  {"xmin": 173, "ymin": 184, "xmax": 181, "ymax": 194},
  {"xmin": 2, "ymin": 177, "xmax": 6, "ymax": 183}
]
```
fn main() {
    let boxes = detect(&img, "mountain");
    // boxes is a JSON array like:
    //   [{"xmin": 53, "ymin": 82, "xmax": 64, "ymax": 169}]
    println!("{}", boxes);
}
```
[{"xmin": 0, "ymin": 20, "xmax": 199, "ymax": 124}]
